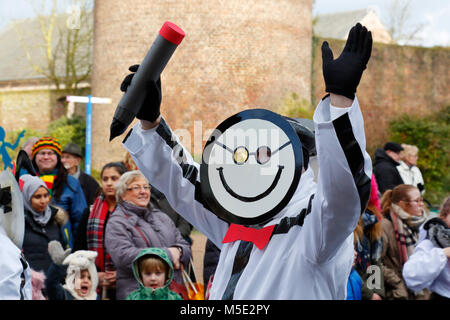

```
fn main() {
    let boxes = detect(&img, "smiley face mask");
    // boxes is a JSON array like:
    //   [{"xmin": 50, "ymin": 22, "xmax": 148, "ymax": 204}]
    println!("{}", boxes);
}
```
[{"xmin": 200, "ymin": 109, "xmax": 314, "ymax": 226}]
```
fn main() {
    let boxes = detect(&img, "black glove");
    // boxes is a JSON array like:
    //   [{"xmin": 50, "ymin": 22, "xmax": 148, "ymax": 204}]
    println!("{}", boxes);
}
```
[
  {"xmin": 321, "ymin": 23, "xmax": 372, "ymax": 100},
  {"xmin": 120, "ymin": 64, "xmax": 162, "ymax": 122}
]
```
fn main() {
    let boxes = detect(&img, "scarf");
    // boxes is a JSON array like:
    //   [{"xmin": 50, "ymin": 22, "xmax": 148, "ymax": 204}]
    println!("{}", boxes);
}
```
[
  {"xmin": 390, "ymin": 204, "xmax": 426, "ymax": 264},
  {"xmin": 39, "ymin": 171, "xmax": 58, "ymax": 198},
  {"xmin": 355, "ymin": 210, "xmax": 383, "ymax": 272},
  {"xmin": 87, "ymin": 195, "xmax": 114, "ymax": 272},
  {"xmin": 423, "ymin": 217, "xmax": 450, "ymax": 248},
  {"xmin": 20, "ymin": 174, "xmax": 52, "ymax": 226}
]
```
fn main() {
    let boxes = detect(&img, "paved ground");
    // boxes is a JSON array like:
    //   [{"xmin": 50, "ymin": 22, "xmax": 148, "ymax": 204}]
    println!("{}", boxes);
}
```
[{"xmin": 190, "ymin": 230, "xmax": 208, "ymax": 284}]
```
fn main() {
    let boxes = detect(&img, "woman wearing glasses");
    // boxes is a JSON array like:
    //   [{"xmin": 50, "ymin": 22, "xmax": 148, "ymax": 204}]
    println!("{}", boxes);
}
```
[
  {"xmin": 379, "ymin": 184, "xmax": 430, "ymax": 300},
  {"xmin": 403, "ymin": 197, "xmax": 450, "ymax": 300},
  {"xmin": 105, "ymin": 170, "xmax": 191, "ymax": 300}
]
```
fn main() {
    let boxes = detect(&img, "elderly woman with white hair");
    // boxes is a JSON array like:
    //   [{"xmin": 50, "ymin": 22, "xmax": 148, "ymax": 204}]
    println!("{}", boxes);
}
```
[
  {"xmin": 397, "ymin": 144, "xmax": 425, "ymax": 194},
  {"xmin": 105, "ymin": 170, "xmax": 192, "ymax": 300}
]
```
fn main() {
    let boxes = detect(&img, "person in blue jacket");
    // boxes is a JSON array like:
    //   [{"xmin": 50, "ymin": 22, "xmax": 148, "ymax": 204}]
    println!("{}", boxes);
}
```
[
  {"xmin": 23, "ymin": 137, "xmax": 87, "ymax": 248},
  {"xmin": 347, "ymin": 267, "xmax": 362, "ymax": 300}
]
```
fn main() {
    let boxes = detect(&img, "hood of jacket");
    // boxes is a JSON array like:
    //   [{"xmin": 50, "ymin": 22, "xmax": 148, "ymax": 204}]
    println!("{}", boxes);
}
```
[
  {"xmin": 131, "ymin": 247, "xmax": 176, "ymax": 299},
  {"xmin": 374, "ymin": 148, "xmax": 399, "ymax": 167}
]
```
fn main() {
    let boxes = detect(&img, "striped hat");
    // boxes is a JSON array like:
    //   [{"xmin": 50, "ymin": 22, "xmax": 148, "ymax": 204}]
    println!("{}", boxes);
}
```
[{"xmin": 32, "ymin": 137, "xmax": 62, "ymax": 158}]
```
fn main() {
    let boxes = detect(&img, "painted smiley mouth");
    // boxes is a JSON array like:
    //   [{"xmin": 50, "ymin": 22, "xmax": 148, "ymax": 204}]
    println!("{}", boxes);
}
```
[{"xmin": 216, "ymin": 165, "xmax": 284, "ymax": 202}]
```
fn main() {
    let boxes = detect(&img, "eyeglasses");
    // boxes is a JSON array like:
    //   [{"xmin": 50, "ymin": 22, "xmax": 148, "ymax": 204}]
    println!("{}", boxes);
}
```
[
  {"xmin": 36, "ymin": 150, "xmax": 57, "ymax": 157},
  {"xmin": 405, "ymin": 197, "xmax": 423, "ymax": 204},
  {"xmin": 126, "ymin": 185, "xmax": 151, "ymax": 192}
]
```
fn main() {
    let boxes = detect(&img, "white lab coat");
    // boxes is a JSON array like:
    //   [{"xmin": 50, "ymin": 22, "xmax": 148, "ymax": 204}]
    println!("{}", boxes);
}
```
[
  {"xmin": 123, "ymin": 96, "xmax": 372, "ymax": 299},
  {"xmin": 0, "ymin": 226, "xmax": 32, "ymax": 300},
  {"xmin": 403, "ymin": 227, "xmax": 450, "ymax": 298}
]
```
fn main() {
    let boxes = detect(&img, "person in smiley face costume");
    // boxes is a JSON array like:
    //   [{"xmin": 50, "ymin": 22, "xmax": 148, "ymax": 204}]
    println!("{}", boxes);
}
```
[{"xmin": 118, "ymin": 23, "xmax": 373, "ymax": 299}]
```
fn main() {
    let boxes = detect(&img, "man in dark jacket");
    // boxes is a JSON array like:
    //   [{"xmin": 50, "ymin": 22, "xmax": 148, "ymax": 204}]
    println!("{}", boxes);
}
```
[
  {"xmin": 61, "ymin": 143, "xmax": 100, "ymax": 206},
  {"xmin": 373, "ymin": 142, "xmax": 404, "ymax": 194}
]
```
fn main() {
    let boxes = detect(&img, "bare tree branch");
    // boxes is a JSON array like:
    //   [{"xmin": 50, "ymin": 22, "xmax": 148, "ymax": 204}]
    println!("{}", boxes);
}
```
[
  {"xmin": 12, "ymin": 0, "xmax": 93, "ymax": 92},
  {"xmin": 385, "ymin": 0, "xmax": 426, "ymax": 45}
]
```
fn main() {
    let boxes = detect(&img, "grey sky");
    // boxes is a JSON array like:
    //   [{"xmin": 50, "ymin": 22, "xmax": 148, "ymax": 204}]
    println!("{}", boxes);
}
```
[
  {"xmin": 1, "ymin": 0, "xmax": 449, "ymax": 47},
  {"xmin": 313, "ymin": 0, "xmax": 450, "ymax": 47}
]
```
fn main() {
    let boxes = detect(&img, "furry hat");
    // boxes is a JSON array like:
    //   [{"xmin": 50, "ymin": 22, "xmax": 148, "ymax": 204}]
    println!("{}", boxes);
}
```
[{"xmin": 62, "ymin": 250, "xmax": 98, "ymax": 300}]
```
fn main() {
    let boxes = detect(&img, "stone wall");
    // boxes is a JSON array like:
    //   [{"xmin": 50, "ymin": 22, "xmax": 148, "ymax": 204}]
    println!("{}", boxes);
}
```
[
  {"xmin": 0, "ymin": 85, "xmax": 90, "ymax": 134},
  {"xmin": 311, "ymin": 37, "xmax": 450, "ymax": 155},
  {"xmin": 0, "ymin": 89, "xmax": 53, "ymax": 132},
  {"xmin": 91, "ymin": 0, "xmax": 313, "ymax": 169}
]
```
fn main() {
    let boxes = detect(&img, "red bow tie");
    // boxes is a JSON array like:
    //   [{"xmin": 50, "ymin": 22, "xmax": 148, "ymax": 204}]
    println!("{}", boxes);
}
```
[{"xmin": 222, "ymin": 224, "xmax": 275, "ymax": 250}]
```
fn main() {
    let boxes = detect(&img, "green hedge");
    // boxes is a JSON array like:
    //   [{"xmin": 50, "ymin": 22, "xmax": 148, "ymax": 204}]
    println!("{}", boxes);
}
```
[
  {"xmin": 4, "ymin": 116, "xmax": 86, "ymax": 170},
  {"xmin": 388, "ymin": 105, "xmax": 449, "ymax": 207}
]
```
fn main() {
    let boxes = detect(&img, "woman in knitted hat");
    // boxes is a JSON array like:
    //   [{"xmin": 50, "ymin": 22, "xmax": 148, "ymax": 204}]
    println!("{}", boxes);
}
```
[{"xmin": 25, "ymin": 137, "xmax": 88, "ymax": 248}]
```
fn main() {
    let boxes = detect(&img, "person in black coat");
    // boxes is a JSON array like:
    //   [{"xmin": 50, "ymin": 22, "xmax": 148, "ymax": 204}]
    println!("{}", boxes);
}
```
[
  {"xmin": 61, "ymin": 143, "xmax": 100, "ymax": 206},
  {"xmin": 21, "ymin": 174, "xmax": 66, "ymax": 274},
  {"xmin": 203, "ymin": 239, "xmax": 221, "ymax": 286},
  {"xmin": 373, "ymin": 142, "xmax": 405, "ymax": 194}
]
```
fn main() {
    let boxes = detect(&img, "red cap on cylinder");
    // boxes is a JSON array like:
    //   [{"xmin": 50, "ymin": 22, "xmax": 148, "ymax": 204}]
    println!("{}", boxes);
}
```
[{"xmin": 159, "ymin": 21, "xmax": 185, "ymax": 45}]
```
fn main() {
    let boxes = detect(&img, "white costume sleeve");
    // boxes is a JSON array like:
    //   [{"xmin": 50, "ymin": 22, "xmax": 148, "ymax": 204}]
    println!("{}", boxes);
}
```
[
  {"xmin": 123, "ymin": 120, "xmax": 229, "ymax": 248},
  {"xmin": 301, "ymin": 95, "xmax": 372, "ymax": 263},
  {"xmin": 0, "ymin": 231, "xmax": 32, "ymax": 300},
  {"xmin": 402, "ymin": 239, "xmax": 448, "ymax": 292}
]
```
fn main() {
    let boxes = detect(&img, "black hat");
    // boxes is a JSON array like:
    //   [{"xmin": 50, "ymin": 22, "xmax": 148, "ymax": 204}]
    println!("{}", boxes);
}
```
[
  {"xmin": 62, "ymin": 143, "xmax": 83, "ymax": 158},
  {"xmin": 384, "ymin": 142, "xmax": 403, "ymax": 153}
]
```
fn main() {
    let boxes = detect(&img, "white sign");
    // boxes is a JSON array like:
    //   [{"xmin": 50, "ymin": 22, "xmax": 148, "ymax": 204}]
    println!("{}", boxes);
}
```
[{"xmin": 66, "ymin": 96, "xmax": 112, "ymax": 104}]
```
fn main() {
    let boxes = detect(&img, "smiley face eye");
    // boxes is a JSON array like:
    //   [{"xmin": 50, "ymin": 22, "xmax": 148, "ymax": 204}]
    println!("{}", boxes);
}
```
[
  {"xmin": 233, "ymin": 146, "xmax": 249, "ymax": 165},
  {"xmin": 256, "ymin": 146, "xmax": 271, "ymax": 164}
]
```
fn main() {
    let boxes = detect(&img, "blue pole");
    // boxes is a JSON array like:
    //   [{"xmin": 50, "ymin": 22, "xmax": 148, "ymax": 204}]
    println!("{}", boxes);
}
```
[{"xmin": 85, "ymin": 95, "xmax": 92, "ymax": 174}]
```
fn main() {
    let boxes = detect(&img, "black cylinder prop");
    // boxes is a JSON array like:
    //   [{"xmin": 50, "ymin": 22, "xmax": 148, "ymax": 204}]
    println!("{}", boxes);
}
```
[{"xmin": 109, "ymin": 21, "xmax": 185, "ymax": 141}]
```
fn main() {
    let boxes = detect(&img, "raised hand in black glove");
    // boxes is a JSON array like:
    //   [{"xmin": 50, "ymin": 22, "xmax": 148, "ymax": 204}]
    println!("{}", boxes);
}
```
[
  {"xmin": 321, "ymin": 23, "xmax": 372, "ymax": 100},
  {"xmin": 120, "ymin": 64, "xmax": 162, "ymax": 122}
]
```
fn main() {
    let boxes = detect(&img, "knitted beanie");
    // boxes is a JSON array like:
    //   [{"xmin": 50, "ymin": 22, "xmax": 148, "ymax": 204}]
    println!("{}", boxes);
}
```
[{"xmin": 32, "ymin": 137, "xmax": 62, "ymax": 158}]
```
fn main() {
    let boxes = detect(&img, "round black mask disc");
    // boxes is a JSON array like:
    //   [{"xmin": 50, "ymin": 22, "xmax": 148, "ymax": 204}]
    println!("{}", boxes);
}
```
[{"xmin": 200, "ymin": 109, "xmax": 303, "ymax": 225}]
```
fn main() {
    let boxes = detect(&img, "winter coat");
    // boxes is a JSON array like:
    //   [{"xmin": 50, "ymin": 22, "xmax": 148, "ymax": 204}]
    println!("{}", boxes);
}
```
[
  {"xmin": 373, "ymin": 148, "xmax": 404, "ymax": 194},
  {"xmin": 150, "ymin": 187, "xmax": 193, "ymax": 241},
  {"xmin": 51, "ymin": 174, "xmax": 88, "ymax": 244},
  {"xmin": 203, "ymin": 239, "xmax": 221, "ymax": 285},
  {"xmin": 105, "ymin": 201, "xmax": 192, "ymax": 300},
  {"xmin": 396, "ymin": 161, "xmax": 425, "ymax": 194},
  {"xmin": 380, "ymin": 215, "xmax": 430, "ymax": 300},
  {"xmin": 20, "ymin": 168, "xmax": 88, "ymax": 248},
  {"xmin": 22, "ymin": 206, "xmax": 66, "ymax": 273},
  {"xmin": 346, "ymin": 268, "xmax": 362, "ymax": 300},
  {"xmin": 126, "ymin": 248, "xmax": 182, "ymax": 300}
]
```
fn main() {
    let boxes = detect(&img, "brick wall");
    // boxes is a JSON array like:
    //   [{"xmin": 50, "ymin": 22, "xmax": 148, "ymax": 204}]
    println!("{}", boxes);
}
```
[
  {"xmin": 91, "ymin": 0, "xmax": 313, "ymax": 169},
  {"xmin": 0, "ymin": 86, "xmax": 90, "ymax": 134},
  {"xmin": 312, "ymin": 37, "xmax": 450, "ymax": 155},
  {"xmin": 0, "ymin": 89, "xmax": 53, "ymax": 132}
]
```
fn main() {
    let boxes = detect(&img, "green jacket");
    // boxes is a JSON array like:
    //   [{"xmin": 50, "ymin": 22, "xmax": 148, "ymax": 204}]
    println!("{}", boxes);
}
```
[{"xmin": 126, "ymin": 248, "xmax": 182, "ymax": 300}]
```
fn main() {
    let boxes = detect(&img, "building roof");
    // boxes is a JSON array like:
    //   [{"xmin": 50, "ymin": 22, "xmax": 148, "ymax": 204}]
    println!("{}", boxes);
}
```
[
  {"xmin": 314, "ymin": 8, "xmax": 392, "ymax": 44},
  {"xmin": 0, "ymin": 13, "xmax": 92, "ymax": 83}
]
